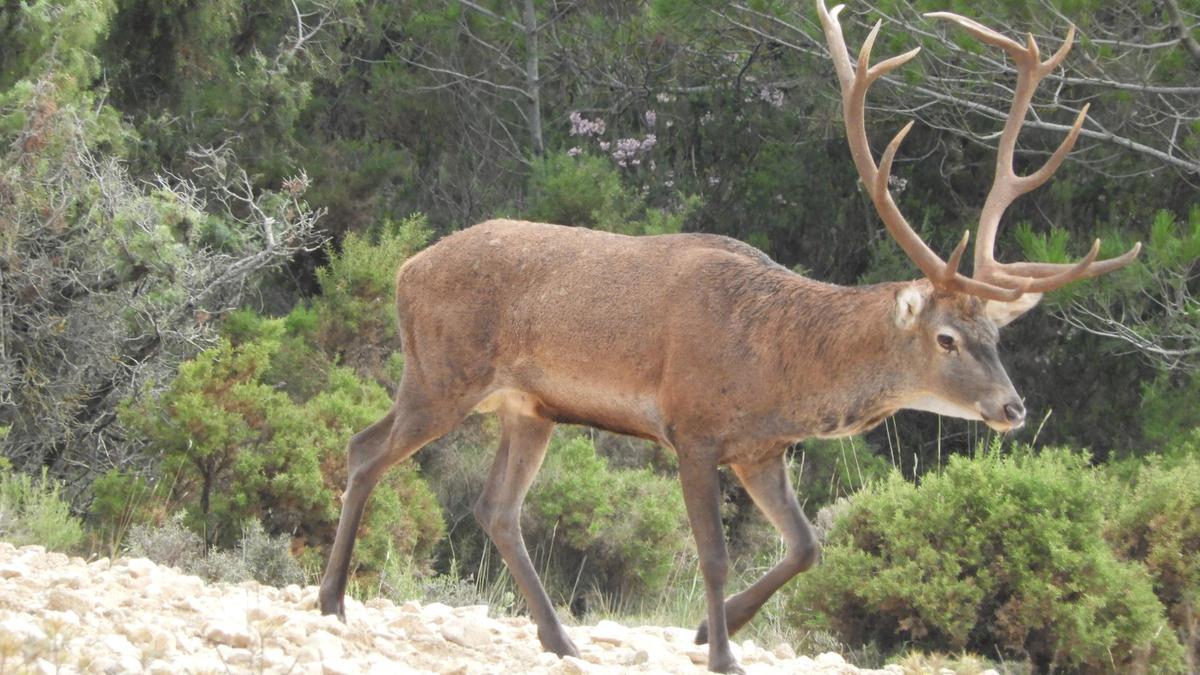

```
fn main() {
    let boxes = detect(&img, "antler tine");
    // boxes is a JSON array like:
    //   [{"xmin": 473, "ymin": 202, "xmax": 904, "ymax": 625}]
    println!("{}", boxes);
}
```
[
  {"xmin": 873, "ymin": 121, "xmax": 947, "ymax": 281},
  {"xmin": 988, "ymin": 240, "xmax": 1142, "ymax": 295},
  {"xmin": 932, "ymin": 12, "xmax": 1143, "ymax": 293},
  {"xmin": 817, "ymin": 0, "xmax": 973, "ymax": 291},
  {"xmin": 943, "ymin": 230, "xmax": 970, "ymax": 282},
  {"xmin": 924, "ymin": 12, "xmax": 1028, "ymax": 59},
  {"xmin": 1011, "ymin": 104, "xmax": 1089, "ymax": 196},
  {"xmin": 1000, "ymin": 241, "xmax": 1142, "ymax": 279}
]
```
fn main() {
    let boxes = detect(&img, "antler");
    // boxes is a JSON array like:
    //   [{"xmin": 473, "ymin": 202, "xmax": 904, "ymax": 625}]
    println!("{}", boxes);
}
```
[{"xmin": 816, "ymin": 1, "xmax": 1141, "ymax": 301}]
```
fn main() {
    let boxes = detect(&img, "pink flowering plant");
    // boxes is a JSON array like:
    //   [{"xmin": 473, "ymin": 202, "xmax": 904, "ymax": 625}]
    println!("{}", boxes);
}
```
[{"xmin": 567, "ymin": 110, "xmax": 659, "ymax": 169}]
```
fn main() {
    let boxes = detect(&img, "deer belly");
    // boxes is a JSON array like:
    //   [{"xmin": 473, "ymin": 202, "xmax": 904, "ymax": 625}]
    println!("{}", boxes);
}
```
[{"xmin": 474, "ymin": 383, "xmax": 663, "ymax": 442}]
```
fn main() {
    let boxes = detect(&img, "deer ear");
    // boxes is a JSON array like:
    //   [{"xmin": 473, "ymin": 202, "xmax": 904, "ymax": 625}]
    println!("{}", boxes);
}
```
[
  {"xmin": 894, "ymin": 284, "xmax": 928, "ymax": 330},
  {"xmin": 985, "ymin": 292, "xmax": 1043, "ymax": 328}
]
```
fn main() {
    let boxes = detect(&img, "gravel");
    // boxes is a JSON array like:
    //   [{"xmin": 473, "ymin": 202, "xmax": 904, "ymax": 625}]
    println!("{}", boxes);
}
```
[{"xmin": 0, "ymin": 542, "xmax": 906, "ymax": 674}]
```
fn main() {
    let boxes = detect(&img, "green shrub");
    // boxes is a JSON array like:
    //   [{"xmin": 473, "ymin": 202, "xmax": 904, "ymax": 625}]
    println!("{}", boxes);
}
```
[
  {"xmin": 118, "ymin": 318, "xmax": 444, "ymax": 575},
  {"xmin": 87, "ymin": 469, "xmax": 172, "ymax": 557},
  {"xmin": 0, "ymin": 461, "xmax": 84, "ymax": 552},
  {"xmin": 313, "ymin": 214, "xmax": 430, "ymax": 382},
  {"xmin": 786, "ymin": 448, "xmax": 1185, "ymax": 673},
  {"xmin": 527, "ymin": 152, "xmax": 635, "ymax": 230},
  {"xmin": 527, "ymin": 430, "xmax": 690, "ymax": 597},
  {"xmin": 1108, "ymin": 451, "xmax": 1200, "ymax": 668},
  {"xmin": 1140, "ymin": 371, "xmax": 1200, "ymax": 451},
  {"xmin": 529, "ymin": 435, "xmax": 616, "ymax": 549},
  {"xmin": 602, "ymin": 466, "xmax": 690, "ymax": 592},
  {"xmin": 526, "ymin": 150, "xmax": 695, "ymax": 235},
  {"xmin": 793, "ymin": 437, "xmax": 893, "ymax": 514}
]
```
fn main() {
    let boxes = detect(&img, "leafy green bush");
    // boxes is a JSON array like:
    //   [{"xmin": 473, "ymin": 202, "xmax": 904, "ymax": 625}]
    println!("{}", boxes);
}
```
[
  {"xmin": 116, "ymin": 310, "xmax": 444, "ymax": 574},
  {"xmin": 529, "ymin": 436, "xmax": 616, "ymax": 549},
  {"xmin": 0, "ymin": 460, "xmax": 84, "ymax": 552},
  {"xmin": 786, "ymin": 448, "xmax": 1185, "ymax": 673},
  {"xmin": 527, "ymin": 430, "xmax": 690, "ymax": 596},
  {"xmin": 792, "ymin": 437, "xmax": 893, "ymax": 514},
  {"xmin": 1108, "ymin": 451, "xmax": 1200, "ymax": 668},
  {"xmin": 313, "ymin": 214, "xmax": 430, "ymax": 382},
  {"xmin": 1140, "ymin": 370, "xmax": 1200, "ymax": 451},
  {"xmin": 88, "ymin": 469, "xmax": 172, "ymax": 557},
  {"xmin": 526, "ymin": 151, "xmax": 696, "ymax": 235},
  {"xmin": 528, "ymin": 152, "xmax": 635, "ymax": 230}
]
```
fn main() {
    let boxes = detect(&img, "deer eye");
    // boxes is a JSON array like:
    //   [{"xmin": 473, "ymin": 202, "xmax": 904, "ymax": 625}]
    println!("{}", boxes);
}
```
[{"xmin": 937, "ymin": 334, "xmax": 957, "ymax": 352}]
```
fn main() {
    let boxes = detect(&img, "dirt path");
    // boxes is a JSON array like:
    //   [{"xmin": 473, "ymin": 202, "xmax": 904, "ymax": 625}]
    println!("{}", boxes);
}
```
[{"xmin": 0, "ymin": 542, "xmax": 898, "ymax": 674}]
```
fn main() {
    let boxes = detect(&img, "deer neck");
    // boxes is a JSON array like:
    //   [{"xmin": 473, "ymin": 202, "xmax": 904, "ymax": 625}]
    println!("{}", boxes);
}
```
[{"xmin": 766, "ymin": 278, "xmax": 916, "ymax": 438}]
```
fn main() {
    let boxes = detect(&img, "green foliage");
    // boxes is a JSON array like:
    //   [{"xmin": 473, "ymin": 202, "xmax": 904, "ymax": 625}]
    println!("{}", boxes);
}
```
[
  {"xmin": 88, "ymin": 469, "xmax": 171, "ymax": 556},
  {"xmin": 1108, "ymin": 454, "xmax": 1200, "ymax": 666},
  {"xmin": 0, "ymin": 460, "xmax": 85, "ymax": 552},
  {"xmin": 1024, "ymin": 207, "xmax": 1199, "ymax": 374},
  {"xmin": 118, "ymin": 311, "xmax": 444, "ymax": 574},
  {"xmin": 529, "ymin": 436, "xmax": 616, "ymax": 548},
  {"xmin": 0, "ymin": 0, "xmax": 322, "ymax": 485},
  {"xmin": 526, "ymin": 151, "xmax": 696, "ymax": 235},
  {"xmin": 526, "ymin": 430, "xmax": 691, "ymax": 595},
  {"xmin": 1139, "ymin": 371, "xmax": 1200, "ymax": 451},
  {"xmin": 792, "ymin": 437, "xmax": 894, "ymax": 513},
  {"xmin": 786, "ymin": 448, "xmax": 1185, "ymax": 672},
  {"xmin": 313, "ymin": 214, "xmax": 431, "ymax": 380},
  {"xmin": 527, "ymin": 152, "xmax": 632, "ymax": 230}
]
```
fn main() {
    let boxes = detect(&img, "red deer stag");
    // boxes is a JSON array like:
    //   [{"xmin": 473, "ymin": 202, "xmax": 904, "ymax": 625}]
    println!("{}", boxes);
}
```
[{"xmin": 319, "ymin": 2, "xmax": 1140, "ymax": 672}]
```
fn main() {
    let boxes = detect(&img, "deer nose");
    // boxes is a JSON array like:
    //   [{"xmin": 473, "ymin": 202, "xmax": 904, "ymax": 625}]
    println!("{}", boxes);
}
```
[{"xmin": 1003, "ymin": 401, "xmax": 1026, "ymax": 425}]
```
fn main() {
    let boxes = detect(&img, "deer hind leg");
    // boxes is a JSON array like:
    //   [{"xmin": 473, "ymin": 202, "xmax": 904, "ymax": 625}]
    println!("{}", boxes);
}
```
[
  {"xmin": 694, "ymin": 453, "xmax": 820, "ymax": 645},
  {"xmin": 318, "ymin": 386, "xmax": 468, "ymax": 619},
  {"xmin": 472, "ymin": 413, "xmax": 579, "ymax": 658}
]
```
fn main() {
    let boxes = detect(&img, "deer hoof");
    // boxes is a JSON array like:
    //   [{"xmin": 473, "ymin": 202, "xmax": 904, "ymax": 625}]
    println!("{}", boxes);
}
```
[
  {"xmin": 694, "ymin": 620, "xmax": 709, "ymax": 645},
  {"xmin": 318, "ymin": 591, "xmax": 345, "ymax": 621},
  {"xmin": 709, "ymin": 655, "xmax": 746, "ymax": 674}
]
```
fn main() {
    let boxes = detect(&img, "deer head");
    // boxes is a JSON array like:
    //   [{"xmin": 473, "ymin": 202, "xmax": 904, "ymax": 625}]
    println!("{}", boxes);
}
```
[{"xmin": 816, "ymin": 0, "xmax": 1140, "ymax": 430}]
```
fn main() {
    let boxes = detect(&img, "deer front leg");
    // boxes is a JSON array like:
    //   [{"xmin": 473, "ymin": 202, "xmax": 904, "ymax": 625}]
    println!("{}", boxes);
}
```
[
  {"xmin": 677, "ymin": 447, "xmax": 745, "ymax": 675},
  {"xmin": 473, "ymin": 413, "xmax": 579, "ymax": 659},
  {"xmin": 694, "ymin": 453, "xmax": 820, "ymax": 645}
]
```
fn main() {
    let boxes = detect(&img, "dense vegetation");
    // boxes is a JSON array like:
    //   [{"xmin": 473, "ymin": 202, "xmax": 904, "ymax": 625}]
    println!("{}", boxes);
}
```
[{"xmin": 0, "ymin": 0, "xmax": 1196, "ymax": 671}]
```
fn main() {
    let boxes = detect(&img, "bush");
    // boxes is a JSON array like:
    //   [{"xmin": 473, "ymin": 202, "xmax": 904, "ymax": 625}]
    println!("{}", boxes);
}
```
[
  {"xmin": 313, "ymin": 214, "xmax": 430, "ymax": 383},
  {"xmin": 527, "ymin": 430, "xmax": 691, "ymax": 597},
  {"xmin": 786, "ymin": 448, "xmax": 1185, "ymax": 673},
  {"xmin": 526, "ymin": 151, "xmax": 696, "ymax": 236},
  {"xmin": 527, "ymin": 152, "xmax": 635, "ymax": 230},
  {"xmin": 792, "ymin": 437, "xmax": 893, "ymax": 514},
  {"xmin": 128, "ymin": 514, "xmax": 304, "ymax": 586},
  {"xmin": 0, "ymin": 460, "xmax": 84, "ymax": 552},
  {"xmin": 1108, "ymin": 451, "xmax": 1200, "ymax": 669},
  {"xmin": 88, "ymin": 469, "xmax": 173, "ymax": 557},
  {"xmin": 127, "ymin": 513, "xmax": 205, "ymax": 571},
  {"xmin": 117, "ymin": 311, "xmax": 445, "ymax": 575}
]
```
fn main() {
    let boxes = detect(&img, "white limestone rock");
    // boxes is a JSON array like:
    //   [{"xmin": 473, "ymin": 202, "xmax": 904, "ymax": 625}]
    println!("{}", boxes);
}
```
[{"xmin": 202, "ymin": 620, "xmax": 252, "ymax": 648}]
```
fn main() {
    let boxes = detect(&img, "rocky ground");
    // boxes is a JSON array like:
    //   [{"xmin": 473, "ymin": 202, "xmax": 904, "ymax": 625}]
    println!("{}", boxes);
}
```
[{"xmin": 0, "ymin": 542, "xmax": 911, "ymax": 674}]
